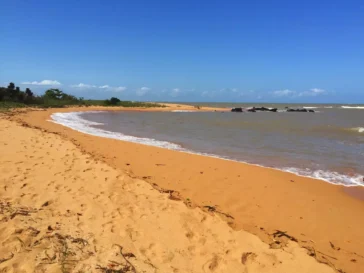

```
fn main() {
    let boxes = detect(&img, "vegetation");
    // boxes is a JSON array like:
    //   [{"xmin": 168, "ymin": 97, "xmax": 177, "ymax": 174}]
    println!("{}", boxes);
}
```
[
  {"xmin": 0, "ymin": 82, "xmax": 166, "ymax": 109},
  {"xmin": 105, "ymin": 97, "xmax": 121, "ymax": 105}
]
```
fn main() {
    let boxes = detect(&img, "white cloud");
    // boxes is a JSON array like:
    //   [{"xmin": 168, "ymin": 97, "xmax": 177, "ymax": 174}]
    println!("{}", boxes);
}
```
[
  {"xmin": 21, "ymin": 80, "xmax": 61, "ymax": 85},
  {"xmin": 220, "ymin": 88, "xmax": 239, "ymax": 93},
  {"xmin": 71, "ymin": 83, "xmax": 97, "ymax": 89},
  {"xmin": 201, "ymin": 90, "xmax": 214, "ymax": 98},
  {"xmin": 237, "ymin": 89, "xmax": 255, "ymax": 97},
  {"xmin": 272, "ymin": 88, "xmax": 328, "ymax": 98},
  {"xmin": 113, "ymin": 86, "xmax": 127, "ymax": 92},
  {"xmin": 311, "ymin": 88, "xmax": 325, "ymax": 94},
  {"xmin": 170, "ymin": 88, "xmax": 180, "ymax": 97},
  {"xmin": 97, "ymin": 85, "xmax": 127, "ymax": 92},
  {"xmin": 136, "ymin": 87, "xmax": 150, "ymax": 96},
  {"xmin": 299, "ymin": 88, "xmax": 327, "ymax": 96},
  {"xmin": 273, "ymin": 89, "xmax": 296, "ymax": 96}
]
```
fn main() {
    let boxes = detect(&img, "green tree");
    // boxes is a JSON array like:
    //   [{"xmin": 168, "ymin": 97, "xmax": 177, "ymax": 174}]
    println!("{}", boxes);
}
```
[
  {"xmin": 10, "ymin": 85, "xmax": 20, "ymax": 99},
  {"xmin": 7, "ymin": 82, "xmax": 15, "ymax": 90},
  {"xmin": 0, "ymin": 88, "xmax": 6, "ymax": 101},
  {"xmin": 17, "ymin": 92, "xmax": 25, "ymax": 102},
  {"xmin": 61, "ymin": 93, "xmax": 77, "ymax": 101},
  {"xmin": 109, "ymin": 97, "xmax": 121, "ymax": 105},
  {"xmin": 25, "ymin": 88, "xmax": 33, "ymax": 97},
  {"xmin": 44, "ymin": 89, "xmax": 64, "ymax": 100}
]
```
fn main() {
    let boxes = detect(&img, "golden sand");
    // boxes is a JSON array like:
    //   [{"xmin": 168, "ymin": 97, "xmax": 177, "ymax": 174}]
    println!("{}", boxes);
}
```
[{"xmin": 1, "ymin": 105, "xmax": 363, "ymax": 272}]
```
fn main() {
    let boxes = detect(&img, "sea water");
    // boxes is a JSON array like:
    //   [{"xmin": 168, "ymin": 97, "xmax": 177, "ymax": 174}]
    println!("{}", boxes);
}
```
[{"xmin": 51, "ymin": 103, "xmax": 364, "ymax": 187}]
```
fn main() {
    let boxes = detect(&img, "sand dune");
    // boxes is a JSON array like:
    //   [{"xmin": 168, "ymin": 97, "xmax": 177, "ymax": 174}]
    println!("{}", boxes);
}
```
[{"xmin": 0, "ymin": 117, "xmax": 335, "ymax": 272}]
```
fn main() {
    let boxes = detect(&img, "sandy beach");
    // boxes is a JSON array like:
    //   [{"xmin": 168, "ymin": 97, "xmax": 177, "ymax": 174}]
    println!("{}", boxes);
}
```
[{"xmin": 1, "ymin": 105, "xmax": 363, "ymax": 273}]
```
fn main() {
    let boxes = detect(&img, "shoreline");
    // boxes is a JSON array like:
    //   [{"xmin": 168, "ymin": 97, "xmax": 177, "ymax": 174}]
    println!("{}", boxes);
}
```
[
  {"xmin": 0, "ymin": 116, "xmax": 336, "ymax": 273},
  {"xmin": 51, "ymin": 108, "xmax": 363, "ymax": 188},
  {"xmin": 4, "ymin": 105, "xmax": 364, "ymax": 273}
]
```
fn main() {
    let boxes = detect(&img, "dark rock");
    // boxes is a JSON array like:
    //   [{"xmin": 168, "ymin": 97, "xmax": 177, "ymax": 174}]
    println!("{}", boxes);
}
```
[
  {"xmin": 254, "ymin": 107, "xmax": 270, "ymax": 111},
  {"xmin": 286, "ymin": 108, "xmax": 312, "ymax": 112},
  {"xmin": 231, "ymin": 107, "xmax": 243, "ymax": 112},
  {"xmin": 247, "ymin": 107, "xmax": 278, "ymax": 112}
]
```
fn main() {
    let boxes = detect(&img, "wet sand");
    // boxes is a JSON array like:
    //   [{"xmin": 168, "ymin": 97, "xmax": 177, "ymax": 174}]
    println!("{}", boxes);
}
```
[{"xmin": 2, "ymin": 104, "xmax": 364, "ymax": 273}]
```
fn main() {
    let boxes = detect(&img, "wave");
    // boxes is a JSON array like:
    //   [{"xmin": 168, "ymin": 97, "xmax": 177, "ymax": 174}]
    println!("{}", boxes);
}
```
[
  {"xmin": 282, "ymin": 168, "xmax": 363, "ymax": 187},
  {"xmin": 341, "ymin": 106, "xmax": 364, "ymax": 109},
  {"xmin": 51, "ymin": 112, "xmax": 183, "ymax": 150},
  {"xmin": 303, "ymin": 106, "xmax": 334, "ymax": 109},
  {"xmin": 50, "ymin": 111, "xmax": 363, "ymax": 187},
  {"xmin": 351, "ymin": 127, "xmax": 364, "ymax": 133}
]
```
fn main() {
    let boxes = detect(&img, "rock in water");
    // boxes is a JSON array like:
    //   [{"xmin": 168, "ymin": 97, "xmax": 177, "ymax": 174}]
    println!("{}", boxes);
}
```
[
  {"xmin": 231, "ymin": 107, "xmax": 243, "ymax": 112},
  {"xmin": 286, "ymin": 108, "xmax": 314, "ymax": 113}
]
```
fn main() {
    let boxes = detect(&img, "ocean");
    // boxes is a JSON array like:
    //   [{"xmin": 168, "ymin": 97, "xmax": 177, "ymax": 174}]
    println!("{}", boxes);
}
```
[{"xmin": 51, "ymin": 103, "xmax": 364, "ymax": 187}]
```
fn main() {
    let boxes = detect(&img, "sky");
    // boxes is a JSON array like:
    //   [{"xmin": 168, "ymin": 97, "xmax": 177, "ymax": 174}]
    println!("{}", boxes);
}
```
[{"xmin": 1, "ymin": 0, "xmax": 364, "ymax": 103}]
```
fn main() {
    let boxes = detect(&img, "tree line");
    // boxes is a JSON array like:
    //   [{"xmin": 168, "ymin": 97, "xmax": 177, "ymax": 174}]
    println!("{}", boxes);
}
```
[
  {"xmin": 0, "ymin": 82, "xmax": 35, "ymax": 103},
  {"xmin": 0, "ymin": 82, "xmax": 165, "ymax": 108}
]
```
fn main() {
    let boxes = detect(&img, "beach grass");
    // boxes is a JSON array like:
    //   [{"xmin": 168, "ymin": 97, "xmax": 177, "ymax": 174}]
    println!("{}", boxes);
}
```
[{"xmin": 0, "ymin": 101, "xmax": 29, "ymax": 111}]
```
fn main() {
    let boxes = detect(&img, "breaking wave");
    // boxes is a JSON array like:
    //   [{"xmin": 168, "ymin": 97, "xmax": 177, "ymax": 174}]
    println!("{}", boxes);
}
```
[
  {"xmin": 352, "ymin": 127, "xmax": 364, "ymax": 133},
  {"xmin": 50, "ymin": 112, "xmax": 183, "ymax": 150},
  {"xmin": 341, "ymin": 106, "xmax": 364, "ymax": 109}
]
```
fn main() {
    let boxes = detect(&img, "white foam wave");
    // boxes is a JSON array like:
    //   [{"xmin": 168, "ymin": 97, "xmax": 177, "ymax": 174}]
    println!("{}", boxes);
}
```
[
  {"xmin": 341, "ymin": 106, "xmax": 364, "ymax": 109},
  {"xmin": 50, "ymin": 112, "xmax": 183, "ymax": 150},
  {"xmin": 282, "ymin": 167, "xmax": 363, "ymax": 187},
  {"xmin": 353, "ymin": 127, "xmax": 364, "ymax": 133},
  {"xmin": 303, "ymin": 106, "xmax": 333, "ymax": 109},
  {"xmin": 53, "ymin": 111, "xmax": 105, "ymax": 126},
  {"xmin": 50, "ymin": 111, "xmax": 363, "ymax": 187}
]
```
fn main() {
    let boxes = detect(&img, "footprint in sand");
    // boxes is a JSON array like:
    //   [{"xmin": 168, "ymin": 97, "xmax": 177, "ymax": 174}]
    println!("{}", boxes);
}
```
[
  {"xmin": 101, "ymin": 221, "xmax": 116, "ymax": 233},
  {"xmin": 202, "ymin": 255, "xmax": 221, "ymax": 272},
  {"xmin": 30, "ymin": 193, "xmax": 38, "ymax": 200}
]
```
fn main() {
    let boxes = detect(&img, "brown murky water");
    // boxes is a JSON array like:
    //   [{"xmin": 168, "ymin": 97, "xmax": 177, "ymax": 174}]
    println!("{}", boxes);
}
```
[{"xmin": 52, "ymin": 104, "xmax": 364, "ymax": 186}]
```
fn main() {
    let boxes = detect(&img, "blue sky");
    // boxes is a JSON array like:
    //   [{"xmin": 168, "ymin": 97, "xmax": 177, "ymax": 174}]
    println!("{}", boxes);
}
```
[{"xmin": 1, "ymin": 0, "xmax": 363, "ymax": 103}]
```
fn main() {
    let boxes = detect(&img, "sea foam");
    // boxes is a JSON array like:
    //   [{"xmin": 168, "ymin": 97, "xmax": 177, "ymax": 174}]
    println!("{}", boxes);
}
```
[
  {"xmin": 50, "ymin": 111, "xmax": 363, "ymax": 187},
  {"xmin": 355, "ymin": 127, "xmax": 364, "ymax": 133},
  {"xmin": 341, "ymin": 106, "xmax": 364, "ymax": 109},
  {"xmin": 282, "ymin": 167, "xmax": 363, "ymax": 187},
  {"xmin": 51, "ymin": 112, "xmax": 183, "ymax": 150}
]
